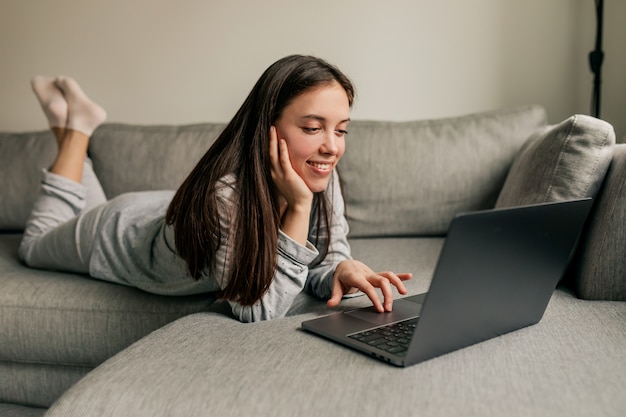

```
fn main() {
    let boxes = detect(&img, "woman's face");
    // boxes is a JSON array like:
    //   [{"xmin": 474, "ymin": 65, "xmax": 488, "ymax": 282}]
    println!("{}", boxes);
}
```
[{"xmin": 273, "ymin": 81, "xmax": 351, "ymax": 193}]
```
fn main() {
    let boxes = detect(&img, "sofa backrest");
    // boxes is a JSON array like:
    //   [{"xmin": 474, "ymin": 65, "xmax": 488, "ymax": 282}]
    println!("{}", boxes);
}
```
[
  {"xmin": 88, "ymin": 122, "xmax": 226, "ymax": 198},
  {"xmin": 89, "ymin": 105, "xmax": 548, "ymax": 238},
  {"xmin": 338, "ymin": 105, "xmax": 547, "ymax": 237},
  {"xmin": 0, "ymin": 129, "xmax": 57, "ymax": 232},
  {"xmin": 89, "ymin": 106, "xmax": 546, "ymax": 237},
  {"xmin": 0, "ymin": 105, "xmax": 547, "ymax": 236}
]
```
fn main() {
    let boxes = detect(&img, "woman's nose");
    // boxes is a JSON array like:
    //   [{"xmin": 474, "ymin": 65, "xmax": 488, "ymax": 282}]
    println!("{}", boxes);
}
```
[{"xmin": 321, "ymin": 132, "xmax": 339, "ymax": 154}]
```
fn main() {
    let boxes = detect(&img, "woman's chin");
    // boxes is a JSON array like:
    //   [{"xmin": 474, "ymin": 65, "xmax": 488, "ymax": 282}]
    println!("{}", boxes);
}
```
[{"xmin": 306, "ymin": 179, "xmax": 331, "ymax": 193}]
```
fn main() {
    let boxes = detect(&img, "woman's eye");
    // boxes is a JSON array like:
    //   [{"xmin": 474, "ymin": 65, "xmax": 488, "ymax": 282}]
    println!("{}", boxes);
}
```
[
  {"xmin": 303, "ymin": 127, "xmax": 321, "ymax": 133},
  {"xmin": 335, "ymin": 129, "xmax": 348, "ymax": 136}
]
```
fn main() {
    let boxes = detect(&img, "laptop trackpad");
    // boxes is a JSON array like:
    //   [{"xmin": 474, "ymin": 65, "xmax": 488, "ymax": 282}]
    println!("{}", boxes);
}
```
[{"xmin": 346, "ymin": 298, "xmax": 422, "ymax": 326}]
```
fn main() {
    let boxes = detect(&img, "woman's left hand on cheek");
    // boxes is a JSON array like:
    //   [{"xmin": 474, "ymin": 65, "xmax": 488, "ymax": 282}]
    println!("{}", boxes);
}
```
[
  {"xmin": 327, "ymin": 260, "xmax": 413, "ymax": 313},
  {"xmin": 269, "ymin": 126, "xmax": 313, "ymax": 209}
]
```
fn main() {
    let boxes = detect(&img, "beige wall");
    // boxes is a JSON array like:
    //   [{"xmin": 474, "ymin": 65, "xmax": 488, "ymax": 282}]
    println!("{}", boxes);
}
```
[{"xmin": 0, "ymin": 0, "xmax": 623, "ymax": 139}]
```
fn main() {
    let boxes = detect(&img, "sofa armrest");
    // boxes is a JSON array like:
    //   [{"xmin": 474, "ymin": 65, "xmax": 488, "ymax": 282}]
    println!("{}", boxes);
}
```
[
  {"xmin": 44, "ymin": 295, "xmax": 626, "ymax": 417},
  {"xmin": 566, "ymin": 144, "xmax": 626, "ymax": 301}
]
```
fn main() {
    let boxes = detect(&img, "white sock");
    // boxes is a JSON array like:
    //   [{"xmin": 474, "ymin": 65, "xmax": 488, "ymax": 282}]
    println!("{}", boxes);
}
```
[
  {"xmin": 31, "ymin": 76, "xmax": 68, "ymax": 128},
  {"xmin": 55, "ymin": 76, "xmax": 107, "ymax": 136}
]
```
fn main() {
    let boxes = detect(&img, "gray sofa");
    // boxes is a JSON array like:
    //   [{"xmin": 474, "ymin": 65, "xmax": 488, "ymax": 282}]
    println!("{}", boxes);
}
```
[{"xmin": 1, "ymin": 105, "xmax": 624, "ymax": 417}]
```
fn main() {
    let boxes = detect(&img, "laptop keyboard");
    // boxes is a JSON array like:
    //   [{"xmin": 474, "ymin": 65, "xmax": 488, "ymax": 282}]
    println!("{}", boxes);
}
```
[{"xmin": 348, "ymin": 317, "xmax": 418, "ymax": 357}]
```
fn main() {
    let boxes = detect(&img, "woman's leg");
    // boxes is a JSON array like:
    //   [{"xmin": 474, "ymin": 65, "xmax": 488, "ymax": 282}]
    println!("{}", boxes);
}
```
[
  {"xmin": 32, "ymin": 76, "xmax": 108, "ymax": 208},
  {"xmin": 19, "ymin": 76, "xmax": 107, "ymax": 273},
  {"xmin": 19, "ymin": 171, "xmax": 98, "ymax": 273},
  {"xmin": 50, "ymin": 76, "xmax": 106, "ymax": 183}
]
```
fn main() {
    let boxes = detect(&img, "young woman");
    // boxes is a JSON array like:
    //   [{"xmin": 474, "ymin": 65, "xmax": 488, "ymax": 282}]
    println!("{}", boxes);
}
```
[{"xmin": 20, "ymin": 55, "xmax": 412, "ymax": 322}]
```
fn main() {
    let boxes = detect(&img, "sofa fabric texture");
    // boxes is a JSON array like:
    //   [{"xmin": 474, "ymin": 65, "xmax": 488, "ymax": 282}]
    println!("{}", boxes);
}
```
[{"xmin": 0, "ymin": 105, "xmax": 624, "ymax": 416}]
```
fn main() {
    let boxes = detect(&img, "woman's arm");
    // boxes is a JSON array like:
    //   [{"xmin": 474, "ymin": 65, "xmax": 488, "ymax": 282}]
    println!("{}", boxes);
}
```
[
  {"xmin": 213, "ymin": 126, "xmax": 321, "ymax": 322},
  {"xmin": 305, "ymin": 172, "xmax": 352, "ymax": 299},
  {"xmin": 213, "ymin": 177, "xmax": 319, "ymax": 322},
  {"xmin": 306, "ymin": 173, "xmax": 412, "ymax": 312},
  {"xmin": 228, "ymin": 231, "xmax": 319, "ymax": 322},
  {"xmin": 218, "ymin": 233, "xmax": 319, "ymax": 322}
]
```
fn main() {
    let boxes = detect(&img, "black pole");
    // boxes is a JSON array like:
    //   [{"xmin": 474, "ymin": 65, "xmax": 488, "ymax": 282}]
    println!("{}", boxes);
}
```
[{"xmin": 589, "ymin": 0, "xmax": 604, "ymax": 118}]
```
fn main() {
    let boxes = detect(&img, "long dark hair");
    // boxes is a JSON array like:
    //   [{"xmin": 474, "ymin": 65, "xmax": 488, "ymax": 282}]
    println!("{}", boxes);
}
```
[{"xmin": 166, "ymin": 55, "xmax": 355, "ymax": 306}]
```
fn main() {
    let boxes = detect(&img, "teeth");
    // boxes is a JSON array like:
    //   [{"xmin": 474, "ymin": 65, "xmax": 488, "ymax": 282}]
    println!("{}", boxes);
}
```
[{"xmin": 309, "ymin": 162, "xmax": 331, "ymax": 170}]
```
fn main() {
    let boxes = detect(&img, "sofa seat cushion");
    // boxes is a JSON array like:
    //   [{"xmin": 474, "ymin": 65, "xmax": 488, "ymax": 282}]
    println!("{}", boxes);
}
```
[
  {"xmin": 0, "ymin": 235, "xmax": 214, "ymax": 368},
  {"xmin": 0, "ymin": 361, "xmax": 90, "ymax": 409},
  {"xmin": 339, "ymin": 105, "xmax": 547, "ymax": 237},
  {"xmin": 46, "ymin": 290, "xmax": 626, "ymax": 417},
  {"xmin": 0, "ymin": 403, "xmax": 46, "ymax": 417}
]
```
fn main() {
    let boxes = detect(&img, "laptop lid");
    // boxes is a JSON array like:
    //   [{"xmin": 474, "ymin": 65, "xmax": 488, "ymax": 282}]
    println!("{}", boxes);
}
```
[
  {"xmin": 302, "ymin": 198, "xmax": 593, "ymax": 367},
  {"xmin": 405, "ymin": 198, "xmax": 593, "ymax": 365}
]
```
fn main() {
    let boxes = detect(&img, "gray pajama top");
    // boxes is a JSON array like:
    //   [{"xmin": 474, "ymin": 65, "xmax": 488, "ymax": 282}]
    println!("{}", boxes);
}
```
[{"xmin": 20, "ymin": 169, "xmax": 352, "ymax": 323}]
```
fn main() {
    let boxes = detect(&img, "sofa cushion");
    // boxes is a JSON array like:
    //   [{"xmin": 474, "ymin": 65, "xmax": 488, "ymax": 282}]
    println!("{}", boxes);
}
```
[
  {"xmin": 565, "ymin": 144, "xmax": 626, "ymax": 301},
  {"xmin": 496, "ymin": 114, "xmax": 615, "ymax": 207},
  {"xmin": 46, "ymin": 291, "xmax": 626, "ymax": 417},
  {"xmin": 89, "ymin": 123, "xmax": 226, "ymax": 198},
  {"xmin": 0, "ymin": 361, "xmax": 90, "ymax": 409},
  {"xmin": 0, "ymin": 404, "xmax": 45, "ymax": 417},
  {"xmin": 0, "ymin": 235, "xmax": 213, "ymax": 369},
  {"xmin": 339, "ymin": 105, "xmax": 547, "ymax": 237},
  {"xmin": 0, "ymin": 130, "xmax": 56, "ymax": 231}
]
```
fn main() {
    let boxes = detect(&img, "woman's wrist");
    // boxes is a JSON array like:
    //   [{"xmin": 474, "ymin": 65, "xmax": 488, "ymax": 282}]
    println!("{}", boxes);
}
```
[{"xmin": 280, "ymin": 202, "xmax": 312, "ymax": 246}]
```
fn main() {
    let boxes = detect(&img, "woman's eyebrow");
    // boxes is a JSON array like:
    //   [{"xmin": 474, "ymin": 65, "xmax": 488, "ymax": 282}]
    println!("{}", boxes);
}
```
[{"xmin": 300, "ymin": 114, "xmax": 351, "ymax": 123}]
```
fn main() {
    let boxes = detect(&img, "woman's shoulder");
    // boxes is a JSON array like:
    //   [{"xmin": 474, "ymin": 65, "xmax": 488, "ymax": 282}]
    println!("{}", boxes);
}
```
[
  {"xmin": 215, "ymin": 173, "xmax": 237, "ymax": 201},
  {"xmin": 216, "ymin": 173, "xmax": 236, "ymax": 189}
]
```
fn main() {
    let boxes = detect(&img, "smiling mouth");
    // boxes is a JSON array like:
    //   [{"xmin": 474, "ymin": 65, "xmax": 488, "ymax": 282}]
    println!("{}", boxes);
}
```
[{"xmin": 307, "ymin": 161, "xmax": 333, "ymax": 171}]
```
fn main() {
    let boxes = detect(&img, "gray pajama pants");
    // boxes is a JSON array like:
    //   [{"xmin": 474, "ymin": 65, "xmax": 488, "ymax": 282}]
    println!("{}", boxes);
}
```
[
  {"xmin": 18, "ymin": 160, "xmax": 108, "ymax": 275},
  {"xmin": 18, "ymin": 161, "xmax": 219, "ymax": 296}
]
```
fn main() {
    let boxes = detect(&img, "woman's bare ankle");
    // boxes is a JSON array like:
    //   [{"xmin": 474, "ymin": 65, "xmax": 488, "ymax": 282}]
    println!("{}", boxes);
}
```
[
  {"xmin": 51, "ymin": 127, "xmax": 66, "ymax": 148},
  {"xmin": 50, "ymin": 130, "xmax": 90, "ymax": 183}
]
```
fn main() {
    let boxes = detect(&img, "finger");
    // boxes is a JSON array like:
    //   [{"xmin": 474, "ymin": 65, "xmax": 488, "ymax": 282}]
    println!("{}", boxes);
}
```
[
  {"xmin": 269, "ymin": 126, "xmax": 278, "ymax": 159},
  {"xmin": 269, "ymin": 127, "xmax": 280, "ymax": 175},
  {"xmin": 278, "ymin": 139, "xmax": 292, "ymax": 171},
  {"xmin": 379, "ymin": 271, "xmax": 409, "ymax": 295},
  {"xmin": 359, "ymin": 282, "xmax": 384, "ymax": 313},
  {"xmin": 327, "ymin": 278, "xmax": 344, "ymax": 308},
  {"xmin": 398, "ymin": 272, "xmax": 413, "ymax": 281},
  {"xmin": 371, "ymin": 275, "xmax": 394, "ymax": 312}
]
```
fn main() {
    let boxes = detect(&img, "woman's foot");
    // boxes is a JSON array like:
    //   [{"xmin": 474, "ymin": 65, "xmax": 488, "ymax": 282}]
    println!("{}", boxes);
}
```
[
  {"xmin": 31, "ymin": 76, "xmax": 68, "ymax": 129},
  {"xmin": 55, "ymin": 76, "xmax": 107, "ymax": 137}
]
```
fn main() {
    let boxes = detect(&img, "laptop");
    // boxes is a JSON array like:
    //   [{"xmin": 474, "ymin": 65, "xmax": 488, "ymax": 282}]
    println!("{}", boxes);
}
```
[{"xmin": 302, "ymin": 198, "xmax": 593, "ymax": 367}]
